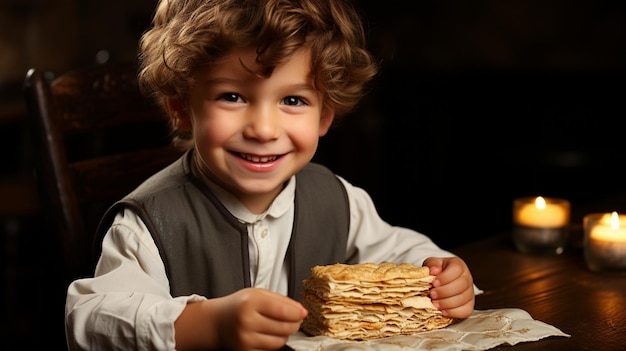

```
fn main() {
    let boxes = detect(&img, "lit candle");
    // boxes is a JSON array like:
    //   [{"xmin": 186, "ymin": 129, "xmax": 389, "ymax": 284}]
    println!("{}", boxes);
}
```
[
  {"xmin": 513, "ymin": 196, "xmax": 570, "ymax": 228},
  {"xmin": 584, "ymin": 212, "xmax": 626, "ymax": 272},
  {"xmin": 512, "ymin": 196, "xmax": 571, "ymax": 255}
]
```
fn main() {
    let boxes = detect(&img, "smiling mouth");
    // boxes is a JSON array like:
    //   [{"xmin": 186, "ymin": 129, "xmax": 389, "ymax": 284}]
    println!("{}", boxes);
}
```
[{"xmin": 239, "ymin": 153, "xmax": 280, "ymax": 163}]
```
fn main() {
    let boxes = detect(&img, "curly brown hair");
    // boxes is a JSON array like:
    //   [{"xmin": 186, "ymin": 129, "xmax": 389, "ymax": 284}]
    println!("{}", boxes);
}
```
[{"xmin": 138, "ymin": 0, "xmax": 378, "ymax": 148}]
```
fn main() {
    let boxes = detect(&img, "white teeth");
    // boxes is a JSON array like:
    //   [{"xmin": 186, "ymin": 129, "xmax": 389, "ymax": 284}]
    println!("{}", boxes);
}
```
[{"xmin": 240, "ymin": 153, "xmax": 277, "ymax": 162}]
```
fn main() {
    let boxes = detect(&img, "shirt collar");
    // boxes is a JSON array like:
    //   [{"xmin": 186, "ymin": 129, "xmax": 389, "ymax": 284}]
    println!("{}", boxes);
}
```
[{"xmin": 193, "ymin": 163, "xmax": 296, "ymax": 224}]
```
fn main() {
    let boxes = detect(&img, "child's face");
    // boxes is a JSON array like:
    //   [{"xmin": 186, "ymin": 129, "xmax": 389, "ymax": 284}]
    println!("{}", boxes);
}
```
[{"xmin": 183, "ymin": 47, "xmax": 334, "ymax": 212}]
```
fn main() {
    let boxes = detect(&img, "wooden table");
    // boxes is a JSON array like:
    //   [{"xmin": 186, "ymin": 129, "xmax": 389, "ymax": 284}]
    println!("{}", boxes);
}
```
[{"xmin": 452, "ymin": 233, "xmax": 626, "ymax": 351}]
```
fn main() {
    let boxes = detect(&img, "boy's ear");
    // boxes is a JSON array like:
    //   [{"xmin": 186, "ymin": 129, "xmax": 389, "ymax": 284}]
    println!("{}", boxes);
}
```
[
  {"xmin": 163, "ymin": 97, "xmax": 192, "ymax": 131},
  {"xmin": 318, "ymin": 107, "xmax": 335, "ymax": 136}
]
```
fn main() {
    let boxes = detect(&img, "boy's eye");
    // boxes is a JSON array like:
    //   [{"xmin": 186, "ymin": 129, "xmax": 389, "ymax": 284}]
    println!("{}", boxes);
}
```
[
  {"xmin": 282, "ymin": 96, "xmax": 306, "ymax": 106},
  {"xmin": 219, "ymin": 93, "xmax": 244, "ymax": 103}
]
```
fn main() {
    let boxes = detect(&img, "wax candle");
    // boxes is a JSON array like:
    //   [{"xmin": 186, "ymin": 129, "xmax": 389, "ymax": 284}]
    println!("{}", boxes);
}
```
[
  {"xmin": 584, "ymin": 212, "xmax": 626, "ymax": 273},
  {"xmin": 512, "ymin": 196, "xmax": 571, "ymax": 255},
  {"xmin": 513, "ymin": 196, "xmax": 570, "ymax": 228}
]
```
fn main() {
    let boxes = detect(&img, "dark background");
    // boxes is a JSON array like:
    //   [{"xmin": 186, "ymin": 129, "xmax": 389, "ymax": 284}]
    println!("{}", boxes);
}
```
[
  {"xmin": 1, "ymin": 0, "xmax": 626, "ymax": 348},
  {"xmin": 316, "ymin": 0, "xmax": 626, "ymax": 248}
]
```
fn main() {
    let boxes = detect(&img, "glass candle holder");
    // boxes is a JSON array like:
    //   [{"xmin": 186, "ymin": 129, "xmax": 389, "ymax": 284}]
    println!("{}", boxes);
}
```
[
  {"xmin": 584, "ymin": 212, "xmax": 626, "ymax": 273},
  {"xmin": 512, "ymin": 196, "xmax": 570, "ymax": 255}
]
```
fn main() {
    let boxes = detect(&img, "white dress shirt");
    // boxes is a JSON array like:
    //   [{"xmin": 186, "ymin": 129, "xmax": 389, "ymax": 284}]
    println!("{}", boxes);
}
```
[{"xmin": 65, "ymin": 173, "xmax": 459, "ymax": 350}]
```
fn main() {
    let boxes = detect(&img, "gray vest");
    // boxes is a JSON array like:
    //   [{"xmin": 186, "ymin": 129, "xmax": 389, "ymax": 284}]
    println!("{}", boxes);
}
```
[{"xmin": 95, "ymin": 150, "xmax": 350, "ymax": 301}]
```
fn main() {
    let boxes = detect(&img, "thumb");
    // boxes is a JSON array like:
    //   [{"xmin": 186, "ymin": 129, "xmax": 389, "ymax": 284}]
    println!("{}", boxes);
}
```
[{"xmin": 423, "ymin": 257, "xmax": 443, "ymax": 275}]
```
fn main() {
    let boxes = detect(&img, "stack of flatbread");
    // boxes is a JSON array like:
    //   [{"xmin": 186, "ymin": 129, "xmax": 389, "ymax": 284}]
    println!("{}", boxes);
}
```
[{"xmin": 300, "ymin": 262, "xmax": 454, "ymax": 340}]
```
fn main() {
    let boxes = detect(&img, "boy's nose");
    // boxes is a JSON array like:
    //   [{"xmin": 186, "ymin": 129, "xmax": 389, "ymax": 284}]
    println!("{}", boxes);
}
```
[{"xmin": 243, "ymin": 106, "xmax": 280, "ymax": 141}]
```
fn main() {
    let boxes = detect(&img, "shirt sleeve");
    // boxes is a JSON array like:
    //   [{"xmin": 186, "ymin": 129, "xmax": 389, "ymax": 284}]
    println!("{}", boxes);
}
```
[
  {"xmin": 65, "ymin": 208, "xmax": 206, "ymax": 351},
  {"xmin": 339, "ymin": 176, "xmax": 457, "ymax": 265},
  {"xmin": 340, "ymin": 176, "xmax": 483, "ymax": 295}
]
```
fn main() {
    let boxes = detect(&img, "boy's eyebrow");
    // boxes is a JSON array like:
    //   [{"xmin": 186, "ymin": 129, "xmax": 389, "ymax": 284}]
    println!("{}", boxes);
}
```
[
  {"xmin": 203, "ymin": 77, "xmax": 317, "ymax": 92},
  {"xmin": 201, "ymin": 77, "xmax": 241, "ymax": 84},
  {"xmin": 287, "ymin": 83, "xmax": 318, "ymax": 93}
]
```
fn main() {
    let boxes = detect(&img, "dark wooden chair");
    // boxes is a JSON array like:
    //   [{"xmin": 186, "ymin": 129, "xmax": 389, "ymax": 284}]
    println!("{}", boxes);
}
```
[{"xmin": 24, "ymin": 62, "xmax": 184, "ymax": 285}]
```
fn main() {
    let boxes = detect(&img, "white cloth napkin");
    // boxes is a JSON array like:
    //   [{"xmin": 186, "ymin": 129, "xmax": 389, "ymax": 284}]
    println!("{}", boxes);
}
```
[{"xmin": 287, "ymin": 308, "xmax": 570, "ymax": 351}]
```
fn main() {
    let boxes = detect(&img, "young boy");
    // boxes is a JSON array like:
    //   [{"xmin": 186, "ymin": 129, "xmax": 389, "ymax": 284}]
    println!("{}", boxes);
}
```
[{"xmin": 65, "ymin": 0, "xmax": 476, "ymax": 350}]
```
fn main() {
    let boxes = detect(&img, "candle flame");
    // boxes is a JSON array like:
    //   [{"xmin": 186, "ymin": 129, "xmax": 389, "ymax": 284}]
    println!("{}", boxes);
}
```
[
  {"xmin": 535, "ymin": 196, "xmax": 546, "ymax": 210},
  {"xmin": 611, "ymin": 211, "xmax": 620, "ymax": 230}
]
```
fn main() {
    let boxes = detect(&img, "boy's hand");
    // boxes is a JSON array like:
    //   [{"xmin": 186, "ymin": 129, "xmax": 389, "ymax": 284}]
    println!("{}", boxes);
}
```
[
  {"xmin": 216, "ymin": 288, "xmax": 307, "ymax": 351},
  {"xmin": 423, "ymin": 257, "xmax": 475, "ymax": 319},
  {"xmin": 175, "ymin": 288, "xmax": 307, "ymax": 351}
]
